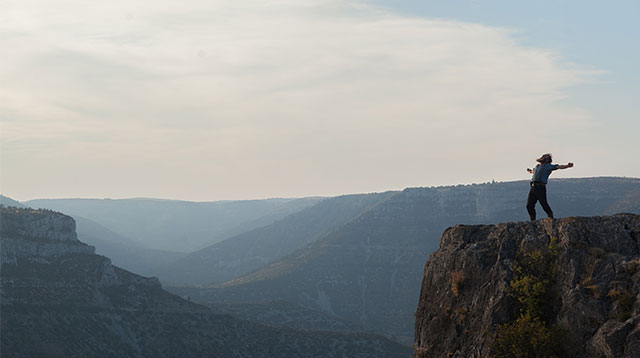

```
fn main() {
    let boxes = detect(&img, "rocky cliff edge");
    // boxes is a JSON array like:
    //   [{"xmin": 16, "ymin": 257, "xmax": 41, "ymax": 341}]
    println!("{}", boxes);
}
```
[
  {"xmin": 1, "ymin": 207, "xmax": 95, "ymax": 265},
  {"xmin": 414, "ymin": 214, "xmax": 640, "ymax": 358}
]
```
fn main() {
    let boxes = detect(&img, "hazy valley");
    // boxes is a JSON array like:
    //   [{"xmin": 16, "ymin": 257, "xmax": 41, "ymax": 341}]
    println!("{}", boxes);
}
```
[
  {"xmin": 0, "ymin": 207, "xmax": 410, "ymax": 357},
  {"xmin": 5, "ymin": 0, "xmax": 637, "ymax": 355},
  {"xmin": 3, "ymin": 177, "xmax": 640, "ymax": 356}
]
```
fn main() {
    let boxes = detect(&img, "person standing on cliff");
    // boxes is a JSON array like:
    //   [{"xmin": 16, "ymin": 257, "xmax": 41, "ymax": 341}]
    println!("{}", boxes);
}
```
[{"xmin": 526, "ymin": 153, "xmax": 574, "ymax": 221}]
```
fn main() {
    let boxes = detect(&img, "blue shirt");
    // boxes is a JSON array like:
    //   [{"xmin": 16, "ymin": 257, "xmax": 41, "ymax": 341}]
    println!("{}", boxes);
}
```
[{"xmin": 531, "ymin": 163, "xmax": 558, "ymax": 184}]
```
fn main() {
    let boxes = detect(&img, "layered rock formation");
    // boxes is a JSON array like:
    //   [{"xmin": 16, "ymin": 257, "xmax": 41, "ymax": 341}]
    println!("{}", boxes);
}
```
[
  {"xmin": 1, "ymin": 208, "xmax": 95, "ymax": 263},
  {"xmin": 1, "ymin": 208, "xmax": 411, "ymax": 357},
  {"xmin": 414, "ymin": 214, "xmax": 640, "ymax": 358}
]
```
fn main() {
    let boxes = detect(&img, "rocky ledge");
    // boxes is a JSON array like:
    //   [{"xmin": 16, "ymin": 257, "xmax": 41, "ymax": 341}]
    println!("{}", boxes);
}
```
[
  {"xmin": 1, "ymin": 208, "xmax": 95, "ymax": 265},
  {"xmin": 414, "ymin": 214, "xmax": 640, "ymax": 358}
]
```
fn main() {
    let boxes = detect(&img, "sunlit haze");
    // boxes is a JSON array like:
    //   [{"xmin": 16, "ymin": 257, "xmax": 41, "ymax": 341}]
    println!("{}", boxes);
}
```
[{"xmin": 2, "ymin": 0, "xmax": 638, "ymax": 201}]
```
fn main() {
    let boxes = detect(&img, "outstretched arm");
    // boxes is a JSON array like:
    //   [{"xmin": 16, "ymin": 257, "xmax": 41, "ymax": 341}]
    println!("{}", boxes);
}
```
[{"xmin": 556, "ymin": 163, "xmax": 574, "ymax": 169}]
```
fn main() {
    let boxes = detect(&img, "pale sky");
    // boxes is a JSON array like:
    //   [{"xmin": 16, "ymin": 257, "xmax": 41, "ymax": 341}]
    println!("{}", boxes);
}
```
[{"xmin": 1, "ymin": 0, "xmax": 638, "ymax": 201}]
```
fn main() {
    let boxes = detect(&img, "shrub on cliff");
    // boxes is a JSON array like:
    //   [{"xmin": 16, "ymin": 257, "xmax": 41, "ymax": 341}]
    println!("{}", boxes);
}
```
[
  {"xmin": 490, "ymin": 238, "xmax": 566, "ymax": 357},
  {"xmin": 492, "ymin": 314, "xmax": 566, "ymax": 358}
]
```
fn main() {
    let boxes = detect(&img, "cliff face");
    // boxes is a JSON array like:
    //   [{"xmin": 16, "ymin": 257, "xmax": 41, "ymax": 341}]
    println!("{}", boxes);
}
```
[
  {"xmin": 414, "ymin": 214, "xmax": 640, "ymax": 358},
  {"xmin": 1, "ymin": 208, "xmax": 94, "ymax": 264}
]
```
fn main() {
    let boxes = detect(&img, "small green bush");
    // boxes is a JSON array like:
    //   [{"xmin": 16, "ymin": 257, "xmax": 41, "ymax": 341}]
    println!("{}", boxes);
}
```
[
  {"xmin": 507, "ymin": 238, "xmax": 559, "ymax": 322},
  {"xmin": 617, "ymin": 290, "xmax": 635, "ymax": 321},
  {"xmin": 492, "ymin": 314, "xmax": 565, "ymax": 358},
  {"xmin": 490, "ymin": 237, "xmax": 564, "ymax": 357}
]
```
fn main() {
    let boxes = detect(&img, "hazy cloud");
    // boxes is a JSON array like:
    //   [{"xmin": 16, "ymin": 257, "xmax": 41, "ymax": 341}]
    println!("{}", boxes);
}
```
[{"xmin": 1, "ymin": 0, "xmax": 599, "ymax": 200}]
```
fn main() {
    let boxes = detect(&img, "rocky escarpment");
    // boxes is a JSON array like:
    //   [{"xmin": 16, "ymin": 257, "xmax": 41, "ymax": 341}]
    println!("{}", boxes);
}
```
[
  {"xmin": 1, "ymin": 208, "xmax": 95, "ymax": 264},
  {"xmin": 1, "ymin": 207, "xmax": 411, "ymax": 358},
  {"xmin": 1, "ymin": 208, "xmax": 205, "ymax": 327},
  {"xmin": 414, "ymin": 214, "xmax": 640, "ymax": 358}
]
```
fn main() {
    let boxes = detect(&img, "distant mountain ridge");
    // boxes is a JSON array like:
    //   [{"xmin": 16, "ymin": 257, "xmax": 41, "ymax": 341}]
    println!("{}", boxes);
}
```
[
  {"xmin": 169, "ymin": 177, "xmax": 640, "ymax": 344},
  {"xmin": 74, "ymin": 216, "xmax": 187, "ymax": 277},
  {"xmin": 158, "ymin": 191, "xmax": 396, "ymax": 285},
  {"xmin": 7, "ymin": 178, "xmax": 640, "ymax": 346},
  {"xmin": 0, "ymin": 207, "xmax": 411, "ymax": 357},
  {"xmin": 25, "ymin": 196, "xmax": 323, "ymax": 252},
  {"xmin": 1, "ymin": 194, "xmax": 190, "ymax": 275},
  {"xmin": 0, "ymin": 195, "xmax": 25, "ymax": 208}
]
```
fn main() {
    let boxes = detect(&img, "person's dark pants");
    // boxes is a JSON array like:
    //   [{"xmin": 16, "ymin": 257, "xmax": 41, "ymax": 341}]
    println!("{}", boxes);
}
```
[{"xmin": 526, "ymin": 182, "xmax": 553, "ymax": 221}]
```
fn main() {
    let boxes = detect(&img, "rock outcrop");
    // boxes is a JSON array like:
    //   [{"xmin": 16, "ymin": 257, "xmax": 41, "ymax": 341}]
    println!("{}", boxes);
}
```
[
  {"xmin": 414, "ymin": 214, "xmax": 640, "ymax": 358},
  {"xmin": 1, "ymin": 208, "xmax": 95, "ymax": 265}
]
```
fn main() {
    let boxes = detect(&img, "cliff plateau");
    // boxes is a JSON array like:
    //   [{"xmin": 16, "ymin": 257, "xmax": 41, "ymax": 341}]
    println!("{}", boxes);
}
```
[{"xmin": 414, "ymin": 214, "xmax": 640, "ymax": 358}]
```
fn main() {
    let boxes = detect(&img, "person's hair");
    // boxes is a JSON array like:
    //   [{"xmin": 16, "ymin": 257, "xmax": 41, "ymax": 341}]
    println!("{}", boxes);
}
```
[{"xmin": 536, "ymin": 153, "xmax": 552, "ymax": 164}]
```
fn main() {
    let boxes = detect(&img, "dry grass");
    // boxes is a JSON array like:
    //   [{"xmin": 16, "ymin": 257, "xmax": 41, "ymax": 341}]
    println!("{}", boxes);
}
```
[
  {"xmin": 608, "ymin": 288, "xmax": 636, "ymax": 321},
  {"xmin": 584, "ymin": 285, "xmax": 600, "ymax": 299},
  {"xmin": 608, "ymin": 288, "xmax": 623, "ymax": 299},
  {"xmin": 581, "ymin": 277, "xmax": 600, "ymax": 298},
  {"xmin": 443, "ymin": 306, "xmax": 452, "ymax": 317},
  {"xmin": 588, "ymin": 247, "xmax": 607, "ymax": 259},
  {"xmin": 450, "ymin": 271, "xmax": 465, "ymax": 297},
  {"xmin": 622, "ymin": 258, "xmax": 640, "ymax": 276},
  {"xmin": 453, "ymin": 306, "xmax": 468, "ymax": 323}
]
